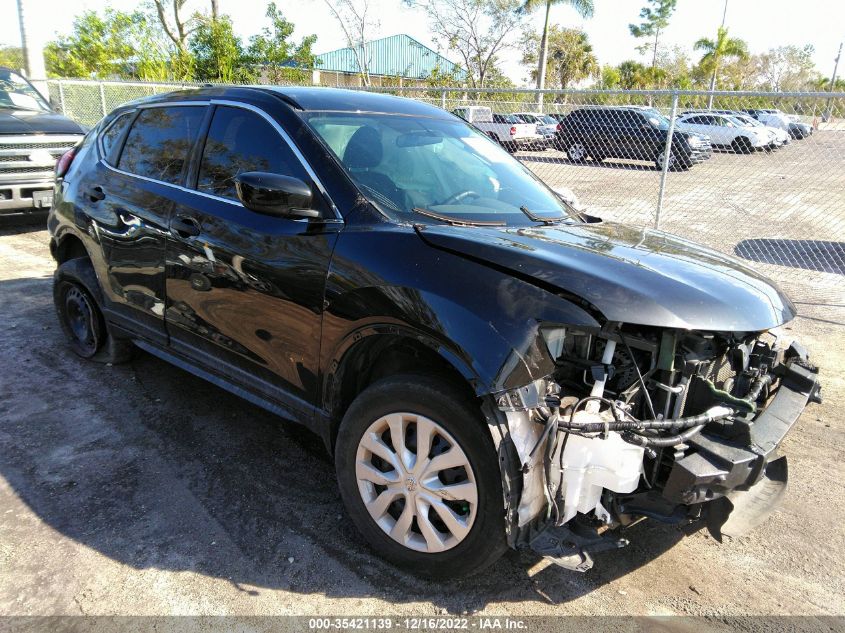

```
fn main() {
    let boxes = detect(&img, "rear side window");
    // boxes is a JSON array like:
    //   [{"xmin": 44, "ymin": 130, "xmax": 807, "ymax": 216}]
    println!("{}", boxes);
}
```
[
  {"xmin": 196, "ymin": 106, "xmax": 303, "ymax": 201},
  {"xmin": 100, "ymin": 112, "xmax": 134, "ymax": 165},
  {"xmin": 118, "ymin": 106, "xmax": 205, "ymax": 185}
]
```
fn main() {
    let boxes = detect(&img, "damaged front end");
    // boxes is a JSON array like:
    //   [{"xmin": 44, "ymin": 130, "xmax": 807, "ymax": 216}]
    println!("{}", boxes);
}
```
[{"xmin": 494, "ymin": 323, "xmax": 822, "ymax": 572}]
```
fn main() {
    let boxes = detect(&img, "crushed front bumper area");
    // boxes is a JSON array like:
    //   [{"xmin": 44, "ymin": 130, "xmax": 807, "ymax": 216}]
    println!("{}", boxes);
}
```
[
  {"xmin": 491, "ymin": 332, "xmax": 821, "ymax": 572},
  {"xmin": 661, "ymin": 355, "xmax": 821, "ymax": 538}
]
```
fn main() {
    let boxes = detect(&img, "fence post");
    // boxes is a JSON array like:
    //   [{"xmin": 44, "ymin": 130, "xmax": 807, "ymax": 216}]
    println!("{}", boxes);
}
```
[
  {"xmin": 57, "ymin": 79, "xmax": 65, "ymax": 115},
  {"xmin": 441, "ymin": 89, "xmax": 447, "ymax": 110},
  {"xmin": 98, "ymin": 82, "xmax": 107, "ymax": 117},
  {"xmin": 655, "ymin": 90, "xmax": 679, "ymax": 230}
]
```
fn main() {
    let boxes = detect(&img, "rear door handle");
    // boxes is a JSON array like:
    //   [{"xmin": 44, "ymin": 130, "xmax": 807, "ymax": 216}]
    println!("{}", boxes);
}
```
[
  {"xmin": 87, "ymin": 186, "xmax": 106, "ymax": 202},
  {"xmin": 171, "ymin": 215, "xmax": 201, "ymax": 238}
]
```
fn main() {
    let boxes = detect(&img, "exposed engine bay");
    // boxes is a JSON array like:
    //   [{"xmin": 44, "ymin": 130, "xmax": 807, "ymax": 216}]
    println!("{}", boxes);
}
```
[{"xmin": 496, "ymin": 322, "xmax": 822, "ymax": 571}]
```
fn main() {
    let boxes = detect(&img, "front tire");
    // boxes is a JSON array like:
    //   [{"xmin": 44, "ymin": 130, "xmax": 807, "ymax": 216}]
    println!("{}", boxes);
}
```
[
  {"xmin": 335, "ymin": 374, "xmax": 507, "ymax": 578},
  {"xmin": 732, "ymin": 137, "xmax": 753, "ymax": 154}
]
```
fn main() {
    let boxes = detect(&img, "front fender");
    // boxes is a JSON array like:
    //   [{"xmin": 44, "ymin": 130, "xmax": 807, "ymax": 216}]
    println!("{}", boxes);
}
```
[{"xmin": 320, "ymin": 225, "xmax": 601, "ymax": 401}]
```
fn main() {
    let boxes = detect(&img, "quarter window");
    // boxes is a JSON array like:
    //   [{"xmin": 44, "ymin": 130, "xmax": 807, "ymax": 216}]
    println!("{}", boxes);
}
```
[
  {"xmin": 100, "ymin": 112, "xmax": 134, "ymax": 165},
  {"xmin": 197, "ymin": 106, "xmax": 302, "ymax": 201},
  {"xmin": 117, "ymin": 106, "xmax": 205, "ymax": 185}
]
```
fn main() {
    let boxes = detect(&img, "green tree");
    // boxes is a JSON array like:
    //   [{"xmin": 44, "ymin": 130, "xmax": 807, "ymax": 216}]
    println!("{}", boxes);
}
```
[
  {"xmin": 597, "ymin": 63, "xmax": 620, "ymax": 88},
  {"xmin": 44, "ymin": 9, "xmax": 140, "ymax": 78},
  {"xmin": 520, "ymin": 0, "xmax": 593, "ymax": 101},
  {"xmin": 521, "ymin": 26, "xmax": 598, "ymax": 89},
  {"xmin": 756, "ymin": 45, "xmax": 818, "ymax": 92},
  {"xmin": 189, "ymin": 15, "xmax": 245, "ymax": 82},
  {"xmin": 43, "ymin": 9, "xmax": 178, "ymax": 80},
  {"xmin": 0, "ymin": 46, "xmax": 24, "ymax": 70},
  {"xmin": 246, "ymin": 2, "xmax": 317, "ymax": 82},
  {"xmin": 409, "ymin": 0, "xmax": 525, "ymax": 89},
  {"xmin": 694, "ymin": 26, "xmax": 748, "ymax": 93},
  {"xmin": 616, "ymin": 59, "xmax": 649, "ymax": 89},
  {"xmin": 629, "ymin": 0, "xmax": 676, "ymax": 78}
]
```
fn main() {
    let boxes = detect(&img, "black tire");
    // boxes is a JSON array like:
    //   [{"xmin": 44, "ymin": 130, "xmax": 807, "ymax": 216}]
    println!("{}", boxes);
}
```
[
  {"xmin": 335, "ymin": 374, "xmax": 507, "ymax": 578},
  {"xmin": 566, "ymin": 140, "xmax": 588, "ymax": 162},
  {"xmin": 53, "ymin": 257, "xmax": 133, "ymax": 363},
  {"xmin": 732, "ymin": 137, "xmax": 753, "ymax": 154}
]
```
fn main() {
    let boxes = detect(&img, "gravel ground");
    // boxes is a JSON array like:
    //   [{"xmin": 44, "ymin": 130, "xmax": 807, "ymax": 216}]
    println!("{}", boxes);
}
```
[{"xmin": 0, "ymin": 225, "xmax": 842, "ymax": 619}]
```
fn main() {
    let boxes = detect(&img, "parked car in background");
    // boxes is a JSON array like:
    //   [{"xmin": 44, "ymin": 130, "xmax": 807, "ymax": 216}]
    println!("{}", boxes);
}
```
[
  {"xmin": 684, "ymin": 110, "xmax": 788, "ymax": 150},
  {"xmin": 451, "ymin": 106, "xmax": 541, "ymax": 152},
  {"xmin": 48, "ymin": 86, "xmax": 820, "ymax": 578},
  {"xmin": 676, "ymin": 112, "xmax": 771, "ymax": 153},
  {"xmin": 0, "ymin": 66, "xmax": 86, "ymax": 223},
  {"xmin": 558, "ymin": 106, "xmax": 712, "ymax": 170},
  {"xmin": 743, "ymin": 108, "xmax": 812, "ymax": 139},
  {"xmin": 513, "ymin": 112, "xmax": 559, "ymax": 149}
]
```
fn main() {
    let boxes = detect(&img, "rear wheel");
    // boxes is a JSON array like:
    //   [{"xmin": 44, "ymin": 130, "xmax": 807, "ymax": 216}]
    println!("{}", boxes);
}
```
[
  {"xmin": 335, "ymin": 374, "xmax": 507, "ymax": 578},
  {"xmin": 54, "ymin": 258, "xmax": 132, "ymax": 363}
]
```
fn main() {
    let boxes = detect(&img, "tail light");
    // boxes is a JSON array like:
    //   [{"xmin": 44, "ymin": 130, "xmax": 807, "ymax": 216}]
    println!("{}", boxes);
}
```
[
  {"xmin": 556, "ymin": 123, "xmax": 562, "ymax": 132},
  {"xmin": 509, "ymin": 126, "xmax": 517, "ymax": 136},
  {"xmin": 56, "ymin": 148, "xmax": 77, "ymax": 178}
]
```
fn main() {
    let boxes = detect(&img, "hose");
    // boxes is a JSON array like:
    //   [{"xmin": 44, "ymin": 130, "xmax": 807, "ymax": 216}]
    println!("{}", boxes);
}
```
[
  {"xmin": 621, "ymin": 424, "xmax": 706, "ymax": 448},
  {"xmin": 557, "ymin": 403, "xmax": 735, "ymax": 434}
]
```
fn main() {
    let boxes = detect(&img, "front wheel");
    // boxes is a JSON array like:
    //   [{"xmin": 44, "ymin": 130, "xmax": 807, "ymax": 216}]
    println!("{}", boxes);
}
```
[
  {"xmin": 732, "ymin": 137, "xmax": 754, "ymax": 154},
  {"xmin": 334, "ymin": 374, "xmax": 507, "ymax": 578}
]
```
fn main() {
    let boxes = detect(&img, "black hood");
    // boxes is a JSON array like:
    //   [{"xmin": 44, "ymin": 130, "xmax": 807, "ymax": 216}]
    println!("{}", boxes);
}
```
[
  {"xmin": 415, "ymin": 221, "xmax": 796, "ymax": 332},
  {"xmin": 0, "ymin": 109, "xmax": 85, "ymax": 135}
]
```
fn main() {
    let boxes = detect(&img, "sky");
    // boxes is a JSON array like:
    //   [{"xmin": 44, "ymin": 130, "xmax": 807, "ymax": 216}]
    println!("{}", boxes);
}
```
[{"xmin": 2, "ymin": 0, "xmax": 843, "ymax": 86}]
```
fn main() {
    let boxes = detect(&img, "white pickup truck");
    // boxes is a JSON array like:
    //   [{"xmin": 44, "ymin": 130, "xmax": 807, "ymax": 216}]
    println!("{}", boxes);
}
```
[{"xmin": 451, "ymin": 105, "xmax": 542, "ymax": 152}]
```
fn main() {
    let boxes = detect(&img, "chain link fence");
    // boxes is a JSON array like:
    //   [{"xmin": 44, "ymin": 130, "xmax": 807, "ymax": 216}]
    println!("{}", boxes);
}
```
[{"xmin": 45, "ymin": 79, "xmax": 845, "ymax": 323}]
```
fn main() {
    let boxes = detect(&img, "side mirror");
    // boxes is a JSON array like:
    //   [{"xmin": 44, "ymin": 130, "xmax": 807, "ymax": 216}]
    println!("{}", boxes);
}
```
[{"xmin": 234, "ymin": 172, "xmax": 319, "ymax": 219}]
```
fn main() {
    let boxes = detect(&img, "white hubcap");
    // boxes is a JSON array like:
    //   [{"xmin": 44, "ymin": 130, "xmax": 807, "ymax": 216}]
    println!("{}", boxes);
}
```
[
  {"xmin": 355, "ymin": 412, "xmax": 478, "ymax": 553},
  {"xmin": 568, "ymin": 143, "xmax": 586, "ymax": 160},
  {"xmin": 660, "ymin": 151, "xmax": 675, "ymax": 168}
]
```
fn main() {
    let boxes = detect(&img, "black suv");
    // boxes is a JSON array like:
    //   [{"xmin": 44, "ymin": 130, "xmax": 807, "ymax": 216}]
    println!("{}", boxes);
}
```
[
  {"xmin": 558, "ymin": 106, "xmax": 712, "ymax": 170},
  {"xmin": 48, "ymin": 87, "xmax": 819, "ymax": 578}
]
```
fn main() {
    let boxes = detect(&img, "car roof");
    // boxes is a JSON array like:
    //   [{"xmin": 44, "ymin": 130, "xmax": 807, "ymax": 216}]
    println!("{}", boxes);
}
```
[{"xmin": 117, "ymin": 85, "xmax": 452, "ymax": 119}]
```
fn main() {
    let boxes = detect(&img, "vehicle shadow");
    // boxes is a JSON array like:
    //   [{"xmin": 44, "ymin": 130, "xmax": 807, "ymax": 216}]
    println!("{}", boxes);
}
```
[
  {"xmin": 518, "ymin": 153, "xmax": 662, "ymax": 172},
  {"xmin": 734, "ymin": 238, "xmax": 845, "ymax": 275},
  {"xmin": 0, "ymin": 217, "xmax": 49, "ymax": 235},
  {"xmin": 0, "ymin": 275, "xmax": 685, "ymax": 611}
]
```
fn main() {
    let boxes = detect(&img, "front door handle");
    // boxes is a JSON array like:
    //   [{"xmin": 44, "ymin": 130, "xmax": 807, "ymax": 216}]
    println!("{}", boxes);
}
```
[{"xmin": 171, "ymin": 215, "xmax": 201, "ymax": 238}]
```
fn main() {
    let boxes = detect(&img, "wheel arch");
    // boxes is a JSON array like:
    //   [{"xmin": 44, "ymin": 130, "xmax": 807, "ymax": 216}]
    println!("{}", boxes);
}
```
[
  {"xmin": 322, "ymin": 325, "xmax": 491, "ymax": 453},
  {"xmin": 52, "ymin": 231, "xmax": 91, "ymax": 264}
]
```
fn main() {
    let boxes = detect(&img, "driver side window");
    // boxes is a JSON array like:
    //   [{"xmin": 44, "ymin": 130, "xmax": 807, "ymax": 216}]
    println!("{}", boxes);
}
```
[{"xmin": 197, "ymin": 106, "xmax": 302, "ymax": 201}]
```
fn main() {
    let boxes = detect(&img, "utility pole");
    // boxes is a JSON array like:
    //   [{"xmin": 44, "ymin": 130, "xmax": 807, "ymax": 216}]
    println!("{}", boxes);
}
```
[
  {"xmin": 707, "ymin": 0, "xmax": 728, "ymax": 109},
  {"xmin": 830, "ymin": 42, "xmax": 842, "ymax": 91},
  {"xmin": 825, "ymin": 42, "xmax": 842, "ymax": 122},
  {"xmin": 16, "ymin": 0, "xmax": 48, "ymax": 94}
]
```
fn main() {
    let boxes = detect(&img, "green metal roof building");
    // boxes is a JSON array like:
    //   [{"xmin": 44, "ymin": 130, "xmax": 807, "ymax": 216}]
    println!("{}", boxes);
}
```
[{"xmin": 314, "ymin": 34, "xmax": 465, "ymax": 81}]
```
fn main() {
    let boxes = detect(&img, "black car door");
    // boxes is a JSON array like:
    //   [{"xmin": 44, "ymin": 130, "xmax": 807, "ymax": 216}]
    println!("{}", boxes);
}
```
[
  {"xmin": 98, "ymin": 103, "xmax": 207, "ymax": 344},
  {"xmin": 164, "ymin": 101, "xmax": 343, "ymax": 419}
]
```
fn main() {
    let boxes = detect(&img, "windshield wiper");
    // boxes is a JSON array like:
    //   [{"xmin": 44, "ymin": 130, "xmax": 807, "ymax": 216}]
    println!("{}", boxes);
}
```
[
  {"xmin": 412, "ymin": 207, "xmax": 506, "ymax": 227},
  {"xmin": 519, "ymin": 205, "xmax": 569, "ymax": 226}
]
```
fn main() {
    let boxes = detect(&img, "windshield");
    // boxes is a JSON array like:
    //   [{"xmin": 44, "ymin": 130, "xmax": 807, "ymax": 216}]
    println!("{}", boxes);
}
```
[
  {"xmin": 304, "ymin": 112, "xmax": 577, "ymax": 225},
  {"xmin": 0, "ymin": 68, "xmax": 50, "ymax": 112},
  {"xmin": 540, "ymin": 114, "xmax": 557, "ymax": 124},
  {"xmin": 647, "ymin": 112, "xmax": 671, "ymax": 130}
]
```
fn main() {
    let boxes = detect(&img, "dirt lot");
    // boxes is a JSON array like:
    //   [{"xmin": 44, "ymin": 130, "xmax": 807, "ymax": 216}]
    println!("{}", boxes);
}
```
[{"xmin": 0, "ymin": 222, "xmax": 842, "ymax": 620}]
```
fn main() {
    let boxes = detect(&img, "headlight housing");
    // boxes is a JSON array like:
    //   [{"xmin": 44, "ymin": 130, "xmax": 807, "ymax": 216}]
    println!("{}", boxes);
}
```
[{"xmin": 688, "ymin": 135, "xmax": 703, "ymax": 148}]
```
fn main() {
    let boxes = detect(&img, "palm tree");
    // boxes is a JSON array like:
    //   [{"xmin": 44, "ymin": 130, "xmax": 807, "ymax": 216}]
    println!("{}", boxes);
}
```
[
  {"xmin": 522, "ymin": 0, "xmax": 594, "ymax": 107},
  {"xmin": 694, "ymin": 26, "xmax": 747, "ymax": 107}
]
